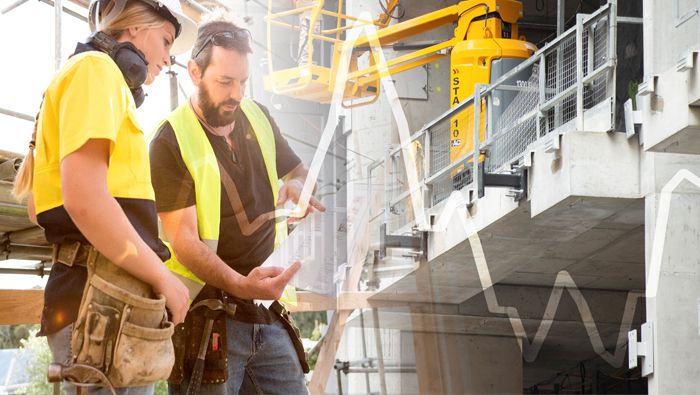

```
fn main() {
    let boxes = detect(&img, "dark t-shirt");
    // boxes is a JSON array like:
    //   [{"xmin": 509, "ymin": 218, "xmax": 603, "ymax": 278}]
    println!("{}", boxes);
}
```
[{"xmin": 149, "ymin": 102, "xmax": 300, "ymax": 322}]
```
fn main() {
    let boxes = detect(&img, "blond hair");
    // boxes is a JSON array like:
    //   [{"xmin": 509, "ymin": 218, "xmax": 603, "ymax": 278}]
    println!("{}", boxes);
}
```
[
  {"xmin": 12, "ymin": 0, "xmax": 168, "ymax": 200},
  {"xmin": 99, "ymin": 0, "xmax": 167, "ymax": 38}
]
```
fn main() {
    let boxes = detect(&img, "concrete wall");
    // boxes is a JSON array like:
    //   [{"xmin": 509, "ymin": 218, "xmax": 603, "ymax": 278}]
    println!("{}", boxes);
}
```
[
  {"xmin": 642, "ymin": 152, "xmax": 700, "ymax": 394},
  {"xmin": 641, "ymin": 0, "xmax": 700, "ymax": 392},
  {"xmin": 643, "ymin": 0, "xmax": 700, "ymax": 76}
]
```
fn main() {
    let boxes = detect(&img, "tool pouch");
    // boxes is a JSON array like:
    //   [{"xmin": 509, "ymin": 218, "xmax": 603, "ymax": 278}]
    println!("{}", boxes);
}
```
[
  {"xmin": 168, "ymin": 288, "xmax": 229, "ymax": 385},
  {"xmin": 71, "ymin": 249, "xmax": 175, "ymax": 388},
  {"xmin": 270, "ymin": 301, "xmax": 310, "ymax": 373}
]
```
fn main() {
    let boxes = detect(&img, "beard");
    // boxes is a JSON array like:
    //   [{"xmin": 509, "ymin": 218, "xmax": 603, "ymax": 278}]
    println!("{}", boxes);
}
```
[{"xmin": 198, "ymin": 83, "xmax": 239, "ymax": 127}]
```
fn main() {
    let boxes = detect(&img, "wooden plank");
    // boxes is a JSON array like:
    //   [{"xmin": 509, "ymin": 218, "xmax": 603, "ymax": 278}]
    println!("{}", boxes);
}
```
[
  {"xmin": 353, "ymin": 310, "xmax": 518, "ymax": 337},
  {"xmin": 308, "ymin": 309, "xmax": 352, "ymax": 394},
  {"xmin": 0, "ymin": 150, "xmax": 22, "ymax": 162},
  {"xmin": 289, "ymin": 291, "xmax": 399, "ymax": 312},
  {"xmin": 308, "ymin": 204, "xmax": 371, "ymax": 395},
  {"xmin": 8, "ymin": 227, "xmax": 48, "ymax": 246},
  {"xmin": 0, "ymin": 289, "xmax": 43, "ymax": 325},
  {"xmin": 0, "ymin": 180, "xmax": 21, "ymax": 204},
  {"xmin": 412, "ymin": 329, "xmax": 447, "ymax": 394},
  {"xmin": 411, "ymin": 262, "xmax": 447, "ymax": 394}
]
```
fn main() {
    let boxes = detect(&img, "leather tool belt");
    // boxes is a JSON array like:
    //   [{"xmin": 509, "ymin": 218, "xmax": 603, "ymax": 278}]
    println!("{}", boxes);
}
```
[
  {"xmin": 169, "ymin": 288, "xmax": 233, "ymax": 386},
  {"xmin": 52, "ymin": 241, "xmax": 97, "ymax": 267},
  {"xmin": 57, "ymin": 242, "xmax": 176, "ymax": 388},
  {"xmin": 169, "ymin": 290, "xmax": 310, "ymax": 388}
]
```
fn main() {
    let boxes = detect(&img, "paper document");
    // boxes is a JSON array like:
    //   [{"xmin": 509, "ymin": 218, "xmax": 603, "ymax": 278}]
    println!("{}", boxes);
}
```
[{"xmin": 261, "ymin": 208, "xmax": 345, "ymax": 296}]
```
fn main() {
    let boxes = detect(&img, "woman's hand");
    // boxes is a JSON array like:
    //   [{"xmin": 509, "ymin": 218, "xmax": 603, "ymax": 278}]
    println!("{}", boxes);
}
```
[{"xmin": 153, "ymin": 271, "xmax": 190, "ymax": 325}]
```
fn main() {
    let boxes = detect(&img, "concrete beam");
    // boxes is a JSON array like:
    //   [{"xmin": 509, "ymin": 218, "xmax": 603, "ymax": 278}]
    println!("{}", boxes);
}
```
[
  {"xmin": 640, "ymin": 61, "xmax": 700, "ymax": 155},
  {"xmin": 458, "ymin": 284, "xmax": 644, "ymax": 325},
  {"xmin": 530, "ymin": 132, "xmax": 641, "ymax": 217},
  {"xmin": 377, "ymin": 195, "xmax": 643, "ymax": 305}
]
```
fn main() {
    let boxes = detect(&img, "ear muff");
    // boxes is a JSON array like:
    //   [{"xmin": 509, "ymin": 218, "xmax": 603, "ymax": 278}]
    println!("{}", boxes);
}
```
[
  {"xmin": 87, "ymin": 31, "xmax": 148, "ymax": 107},
  {"xmin": 88, "ymin": 31, "xmax": 148, "ymax": 88}
]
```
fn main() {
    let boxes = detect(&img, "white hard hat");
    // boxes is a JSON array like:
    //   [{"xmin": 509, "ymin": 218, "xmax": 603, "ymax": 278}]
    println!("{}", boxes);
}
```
[{"xmin": 88, "ymin": 0, "xmax": 196, "ymax": 55}]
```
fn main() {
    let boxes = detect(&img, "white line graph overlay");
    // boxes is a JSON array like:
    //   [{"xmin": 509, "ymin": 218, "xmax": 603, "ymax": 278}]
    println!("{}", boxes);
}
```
[{"xmin": 272, "ymin": 11, "xmax": 697, "ymax": 368}]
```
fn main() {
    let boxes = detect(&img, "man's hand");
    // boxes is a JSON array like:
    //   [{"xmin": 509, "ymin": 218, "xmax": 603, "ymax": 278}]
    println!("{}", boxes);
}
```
[
  {"xmin": 235, "ymin": 261, "xmax": 301, "ymax": 300},
  {"xmin": 277, "ymin": 179, "xmax": 325, "ymax": 222}
]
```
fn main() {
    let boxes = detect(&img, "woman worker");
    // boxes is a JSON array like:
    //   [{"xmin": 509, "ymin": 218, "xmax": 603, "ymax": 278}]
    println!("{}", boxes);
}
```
[{"xmin": 13, "ymin": 0, "xmax": 196, "ymax": 392}]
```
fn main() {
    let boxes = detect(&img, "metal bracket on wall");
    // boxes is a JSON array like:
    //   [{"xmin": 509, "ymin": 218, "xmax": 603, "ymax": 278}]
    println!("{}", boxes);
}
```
[
  {"xmin": 675, "ymin": 0, "xmax": 700, "ymax": 27},
  {"xmin": 628, "ymin": 322, "xmax": 654, "ymax": 377},
  {"xmin": 637, "ymin": 75, "xmax": 657, "ymax": 97},
  {"xmin": 623, "ymin": 98, "xmax": 642, "ymax": 139},
  {"xmin": 478, "ymin": 163, "xmax": 528, "ymax": 201},
  {"xmin": 379, "ymin": 223, "xmax": 427, "ymax": 259},
  {"xmin": 543, "ymin": 133, "xmax": 561, "ymax": 154},
  {"xmin": 677, "ymin": 50, "xmax": 698, "ymax": 72}
]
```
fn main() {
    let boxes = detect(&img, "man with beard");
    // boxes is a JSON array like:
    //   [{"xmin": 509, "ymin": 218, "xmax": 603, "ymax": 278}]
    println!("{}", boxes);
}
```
[{"xmin": 149, "ymin": 12, "xmax": 324, "ymax": 395}]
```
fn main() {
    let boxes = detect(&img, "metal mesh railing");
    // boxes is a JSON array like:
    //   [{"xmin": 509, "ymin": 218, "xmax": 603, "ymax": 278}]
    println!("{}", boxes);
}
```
[
  {"xmin": 428, "ymin": 122, "xmax": 450, "ymax": 179},
  {"xmin": 386, "ymin": 134, "xmax": 427, "ymax": 233},
  {"xmin": 486, "ymin": 65, "xmax": 541, "ymax": 172},
  {"xmin": 382, "ymin": 3, "xmax": 617, "ymax": 231},
  {"xmin": 541, "ymin": 32, "xmax": 578, "ymax": 135},
  {"xmin": 584, "ymin": 15, "xmax": 611, "ymax": 109}
]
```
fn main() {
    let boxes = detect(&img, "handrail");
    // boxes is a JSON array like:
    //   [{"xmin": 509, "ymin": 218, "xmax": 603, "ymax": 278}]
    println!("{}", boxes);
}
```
[{"xmin": 383, "ymin": 2, "xmax": 618, "ymax": 232}]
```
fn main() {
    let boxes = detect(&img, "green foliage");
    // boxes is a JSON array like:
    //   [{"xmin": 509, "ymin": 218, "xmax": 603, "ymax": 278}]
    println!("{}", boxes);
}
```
[
  {"xmin": 16, "ymin": 328, "xmax": 54, "ymax": 395},
  {"xmin": 307, "ymin": 346, "xmax": 320, "ymax": 371},
  {"xmin": 291, "ymin": 312, "xmax": 327, "ymax": 372},
  {"xmin": 628, "ymin": 80, "xmax": 639, "ymax": 110},
  {"xmin": 292, "ymin": 311, "xmax": 327, "ymax": 338},
  {"xmin": 0, "ymin": 324, "xmax": 36, "ymax": 349},
  {"xmin": 6, "ymin": 328, "xmax": 170, "ymax": 395},
  {"xmin": 155, "ymin": 380, "xmax": 169, "ymax": 395}
]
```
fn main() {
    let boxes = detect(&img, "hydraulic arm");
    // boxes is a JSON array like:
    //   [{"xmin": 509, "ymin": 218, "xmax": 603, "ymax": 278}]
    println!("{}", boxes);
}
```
[{"xmin": 264, "ymin": 0, "xmax": 535, "ymax": 175}]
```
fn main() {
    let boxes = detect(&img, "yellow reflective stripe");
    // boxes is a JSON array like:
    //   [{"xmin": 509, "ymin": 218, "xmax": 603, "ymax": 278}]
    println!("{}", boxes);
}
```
[
  {"xmin": 167, "ymin": 103, "xmax": 221, "ymax": 244},
  {"xmin": 275, "ymin": 221, "xmax": 288, "ymax": 248},
  {"xmin": 163, "ymin": 99, "xmax": 291, "ymax": 301},
  {"xmin": 279, "ymin": 286, "xmax": 297, "ymax": 307},
  {"xmin": 202, "ymin": 239, "xmax": 218, "ymax": 252},
  {"xmin": 163, "ymin": 242, "xmax": 205, "ymax": 299}
]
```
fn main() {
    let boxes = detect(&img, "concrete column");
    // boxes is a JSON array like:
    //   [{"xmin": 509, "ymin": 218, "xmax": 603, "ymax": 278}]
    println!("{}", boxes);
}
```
[
  {"xmin": 410, "ymin": 264, "xmax": 523, "ymax": 394},
  {"xmin": 412, "ymin": 331, "xmax": 523, "ymax": 394},
  {"xmin": 644, "ymin": 152, "xmax": 700, "ymax": 394}
]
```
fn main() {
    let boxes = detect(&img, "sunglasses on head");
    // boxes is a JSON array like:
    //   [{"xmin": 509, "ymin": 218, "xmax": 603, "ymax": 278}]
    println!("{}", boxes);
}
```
[{"xmin": 192, "ymin": 30, "xmax": 252, "ymax": 60}]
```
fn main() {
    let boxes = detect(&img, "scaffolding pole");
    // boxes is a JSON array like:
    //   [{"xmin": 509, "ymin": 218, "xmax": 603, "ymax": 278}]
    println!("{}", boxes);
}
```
[
  {"xmin": 54, "ymin": 0, "xmax": 62, "ymax": 71},
  {"xmin": 0, "ymin": 107, "xmax": 33, "ymax": 122},
  {"xmin": 557, "ymin": 0, "xmax": 565, "ymax": 36}
]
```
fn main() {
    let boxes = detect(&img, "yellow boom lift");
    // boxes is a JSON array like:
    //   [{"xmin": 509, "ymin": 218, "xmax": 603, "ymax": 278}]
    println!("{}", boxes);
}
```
[{"xmin": 264, "ymin": 0, "xmax": 535, "ymax": 176}]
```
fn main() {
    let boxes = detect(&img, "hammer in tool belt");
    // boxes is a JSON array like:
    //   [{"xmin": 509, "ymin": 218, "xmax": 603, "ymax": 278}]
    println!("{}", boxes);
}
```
[{"xmin": 186, "ymin": 299, "xmax": 236, "ymax": 395}]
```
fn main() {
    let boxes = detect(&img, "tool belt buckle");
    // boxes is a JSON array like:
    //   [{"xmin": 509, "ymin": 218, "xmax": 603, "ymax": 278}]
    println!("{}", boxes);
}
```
[{"xmin": 52, "ymin": 241, "xmax": 82, "ymax": 267}]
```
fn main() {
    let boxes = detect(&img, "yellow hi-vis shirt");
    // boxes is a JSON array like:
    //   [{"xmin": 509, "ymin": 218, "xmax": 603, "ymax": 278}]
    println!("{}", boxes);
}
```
[
  {"xmin": 33, "ymin": 50, "xmax": 169, "ymax": 335},
  {"xmin": 34, "ymin": 51, "xmax": 156, "ymax": 213}
]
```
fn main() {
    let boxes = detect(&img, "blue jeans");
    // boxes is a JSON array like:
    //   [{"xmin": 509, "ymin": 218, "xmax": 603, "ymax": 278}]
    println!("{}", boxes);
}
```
[
  {"xmin": 46, "ymin": 323, "xmax": 154, "ymax": 395},
  {"xmin": 169, "ymin": 318, "xmax": 308, "ymax": 395}
]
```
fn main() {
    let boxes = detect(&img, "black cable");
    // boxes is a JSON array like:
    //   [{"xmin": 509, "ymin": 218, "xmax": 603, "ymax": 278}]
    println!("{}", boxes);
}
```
[
  {"xmin": 378, "ymin": 0, "xmax": 405, "ymax": 20},
  {"xmin": 597, "ymin": 368, "xmax": 643, "ymax": 381},
  {"xmin": 457, "ymin": 2, "xmax": 489, "ymax": 23},
  {"xmin": 579, "ymin": 362, "xmax": 586, "ymax": 394}
]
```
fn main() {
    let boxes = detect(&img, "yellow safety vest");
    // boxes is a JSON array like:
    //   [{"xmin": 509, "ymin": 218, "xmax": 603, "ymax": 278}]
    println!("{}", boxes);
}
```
[{"xmin": 162, "ymin": 98, "xmax": 288, "ymax": 296}]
